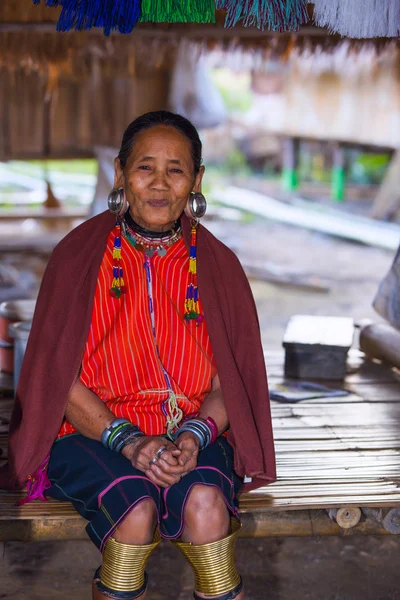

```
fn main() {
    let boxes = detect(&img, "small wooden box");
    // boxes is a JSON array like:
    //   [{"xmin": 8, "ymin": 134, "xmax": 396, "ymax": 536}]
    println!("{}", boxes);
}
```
[{"xmin": 283, "ymin": 315, "xmax": 354, "ymax": 381}]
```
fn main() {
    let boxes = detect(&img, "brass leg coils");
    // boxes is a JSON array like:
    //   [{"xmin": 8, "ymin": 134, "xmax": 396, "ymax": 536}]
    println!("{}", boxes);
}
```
[
  {"xmin": 94, "ymin": 521, "xmax": 242, "ymax": 600},
  {"xmin": 94, "ymin": 531, "xmax": 161, "ymax": 599},
  {"xmin": 172, "ymin": 519, "xmax": 243, "ymax": 599}
]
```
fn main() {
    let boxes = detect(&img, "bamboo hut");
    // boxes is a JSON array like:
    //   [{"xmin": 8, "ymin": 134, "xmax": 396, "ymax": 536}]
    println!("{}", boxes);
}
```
[{"xmin": 1, "ymin": 1, "xmax": 399, "ymax": 161}]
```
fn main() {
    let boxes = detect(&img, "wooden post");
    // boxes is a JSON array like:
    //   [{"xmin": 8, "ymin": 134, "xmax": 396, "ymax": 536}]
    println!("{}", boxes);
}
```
[
  {"xmin": 359, "ymin": 323, "xmax": 400, "ymax": 370},
  {"xmin": 327, "ymin": 507, "xmax": 362, "ymax": 530},
  {"xmin": 282, "ymin": 137, "xmax": 300, "ymax": 192},
  {"xmin": 362, "ymin": 507, "xmax": 400, "ymax": 535},
  {"xmin": 0, "ymin": 508, "xmax": 391, "ymax": 542},
  {"xmin": 332, "ymin": 143, "xmax": 346, "ymax": 203},
  {"xmin": 371, "ymin": 150, "xmax": 400, "ymax": 220}
]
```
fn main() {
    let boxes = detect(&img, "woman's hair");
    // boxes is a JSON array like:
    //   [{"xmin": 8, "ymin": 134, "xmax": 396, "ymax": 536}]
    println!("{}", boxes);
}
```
[{"xmin": 117, "ymin": 111, "xmax": 202, "ymax": 173}]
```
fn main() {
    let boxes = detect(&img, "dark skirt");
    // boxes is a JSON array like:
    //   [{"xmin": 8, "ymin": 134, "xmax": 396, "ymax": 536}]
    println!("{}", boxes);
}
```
[{"xmin": 46, "ymin": 434, "xmax": 242, "ymax": 552}]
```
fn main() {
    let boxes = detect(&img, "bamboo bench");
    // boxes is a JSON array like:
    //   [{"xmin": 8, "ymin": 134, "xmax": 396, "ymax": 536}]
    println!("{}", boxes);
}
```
[{"xmin": 1, "ymin": 351, "xmax": 400, "ymax": 542}]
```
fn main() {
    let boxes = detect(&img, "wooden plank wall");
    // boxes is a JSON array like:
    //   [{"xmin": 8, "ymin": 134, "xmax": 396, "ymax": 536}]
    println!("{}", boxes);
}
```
[
  {"xmin": 0, "ymin": 68, "xmax": 171, "ymax": 160},
  {"xmin": 0, "ymin": 0, "xmax": 174, "ymax": 160}
]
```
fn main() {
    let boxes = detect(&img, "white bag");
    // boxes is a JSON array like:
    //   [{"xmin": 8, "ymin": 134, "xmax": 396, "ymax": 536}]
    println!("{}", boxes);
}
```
[
  {"xmin": 169, "ymin": 43, "xmax": 226, "ymax": 130},
  {"xmin": 89, "ymin": 146, "xmax": 118, "ymax": 218},
  {"xmin": 373, "ymin": 245, "xmax": 400, "ymax": 331}
]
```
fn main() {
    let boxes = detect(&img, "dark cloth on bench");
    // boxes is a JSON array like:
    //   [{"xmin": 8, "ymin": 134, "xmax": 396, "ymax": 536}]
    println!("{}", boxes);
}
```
[{"xmin": 46, "ymin": 434, "xmax": 242, "ymax": 552}]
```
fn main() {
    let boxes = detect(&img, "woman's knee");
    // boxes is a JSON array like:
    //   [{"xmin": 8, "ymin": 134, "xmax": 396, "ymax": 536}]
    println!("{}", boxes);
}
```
[
  {"xmin": 114, "ymin": 498, "xmax": 157, "ymax": 544},
  {"xmin": 183, "ymin": 485, "xmax": 229, "ymax": 541}
]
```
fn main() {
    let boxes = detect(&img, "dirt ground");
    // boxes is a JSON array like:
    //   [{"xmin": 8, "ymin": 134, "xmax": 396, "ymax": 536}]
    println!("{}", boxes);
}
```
[
  {"xmin": 2, "ymin": 534, "xmax": 400, "ymax": 599},
  {"xmin": 1, "ymin": 206, "xmax": 400, "ymax": 600}
]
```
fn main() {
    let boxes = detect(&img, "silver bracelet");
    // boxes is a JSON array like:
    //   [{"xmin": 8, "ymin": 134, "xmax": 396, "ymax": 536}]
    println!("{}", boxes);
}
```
[{"xmin": 101, "ymin": 418, "xmax": 130, "ymax": 448}]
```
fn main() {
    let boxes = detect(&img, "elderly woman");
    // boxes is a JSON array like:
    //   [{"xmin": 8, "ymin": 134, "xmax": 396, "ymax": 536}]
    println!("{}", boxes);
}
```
[{"xmin": 1, "ymin": 111, "xmax": 276, "ymax": 600}]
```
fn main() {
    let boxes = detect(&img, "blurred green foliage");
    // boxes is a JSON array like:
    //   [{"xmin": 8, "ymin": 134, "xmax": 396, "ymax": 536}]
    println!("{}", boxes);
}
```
[
  {"xmin": 10, "ymin": 159, "xmax": 97, "ymax": 176},
  {"xmin": 211, "ymin": 69, "xmax": 253, "ymax": 113},
  {"xmin": 298, "ymin": 146, "xmax": 391, "ymax": 185},
  {"xmin": 224, "ymin": 148, "xmax": 252, "ymax": 175},
  {"xmin": 351, "ymin": 153, "xmax": 391, "ymax": 184}
]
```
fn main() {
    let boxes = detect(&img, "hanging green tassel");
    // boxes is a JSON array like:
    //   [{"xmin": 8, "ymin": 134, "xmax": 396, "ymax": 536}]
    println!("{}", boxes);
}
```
[
  {"xmin": 140, "ymin": 0, "xmax": 216, "ymax": 23},
  {"xmin": 217, "ymin": 0, "xmax": 308, "ymax": 30}
]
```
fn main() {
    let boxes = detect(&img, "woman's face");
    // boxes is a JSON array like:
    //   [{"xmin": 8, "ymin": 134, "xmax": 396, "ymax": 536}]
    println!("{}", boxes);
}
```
[{"xmin": 114, "ymin": 125, "xmax": 204, "ymax": 232}]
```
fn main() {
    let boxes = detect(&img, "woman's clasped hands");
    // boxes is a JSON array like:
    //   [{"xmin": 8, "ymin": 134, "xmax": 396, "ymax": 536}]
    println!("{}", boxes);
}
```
[{"xmin": 121, "ymin": 431, "xmax": 200, "ymax": 488}]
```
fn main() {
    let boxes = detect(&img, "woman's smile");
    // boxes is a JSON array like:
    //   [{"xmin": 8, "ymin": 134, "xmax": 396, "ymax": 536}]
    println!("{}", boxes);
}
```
[{"xmin": 147, "ymin": 199, "xmax": 169, "ymax": 208}]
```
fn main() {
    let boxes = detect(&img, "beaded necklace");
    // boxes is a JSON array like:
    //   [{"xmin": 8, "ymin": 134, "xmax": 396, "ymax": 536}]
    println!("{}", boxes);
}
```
[
  {"xmin": 124, "ymin": 223, "xmax": 182, "ymax": 258},
  {"xmin": 109, "ymin": 214, "xmax": 203, "ymax": 324}
]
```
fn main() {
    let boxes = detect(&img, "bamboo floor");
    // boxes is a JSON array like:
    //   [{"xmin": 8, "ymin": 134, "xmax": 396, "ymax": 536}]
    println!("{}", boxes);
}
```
[{"xmin": 1, "ymin": 350, "xmax": 400, "ymax": 540}]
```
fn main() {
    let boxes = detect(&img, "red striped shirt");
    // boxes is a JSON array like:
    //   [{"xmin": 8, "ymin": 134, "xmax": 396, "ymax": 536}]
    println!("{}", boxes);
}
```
[{"xmin": 58, "ymin": 232, "xmax": 216, "ymax": 438}]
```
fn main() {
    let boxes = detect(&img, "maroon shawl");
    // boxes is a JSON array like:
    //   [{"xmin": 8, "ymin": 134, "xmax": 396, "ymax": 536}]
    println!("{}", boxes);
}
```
[{"xmin": 0, "ymin": 211, "xmax": 276, "ymax": 492}]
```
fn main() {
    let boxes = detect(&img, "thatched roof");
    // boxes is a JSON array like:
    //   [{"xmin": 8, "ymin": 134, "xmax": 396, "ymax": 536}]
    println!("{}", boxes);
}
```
[
  {"xmin": 0, "ymin": 2, "xmax": 320, "ymax": 112},
  {"xmin": 0, "ymin": 0, "xmax": 59, "ymax": 22},
  {"xmin": 2, "ymin": 0, "xmax": 398, "ymax": 78}
]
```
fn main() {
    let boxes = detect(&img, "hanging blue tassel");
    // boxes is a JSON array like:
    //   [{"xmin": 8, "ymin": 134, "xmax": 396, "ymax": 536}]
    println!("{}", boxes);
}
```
[
  {"xmin": 217, "ymin": 0, "xmax": 309, "ymax": 30},
  {"xmin": 32, "ymin": 0, "xmax": 140, "ymax": 34},
  {"xmin": 32, "ymin": 0, "xmax": 62, "ymax": 6},
  {"xmin": 57, "ymin": 0, "xmax": 141, "ymax": 34}
]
